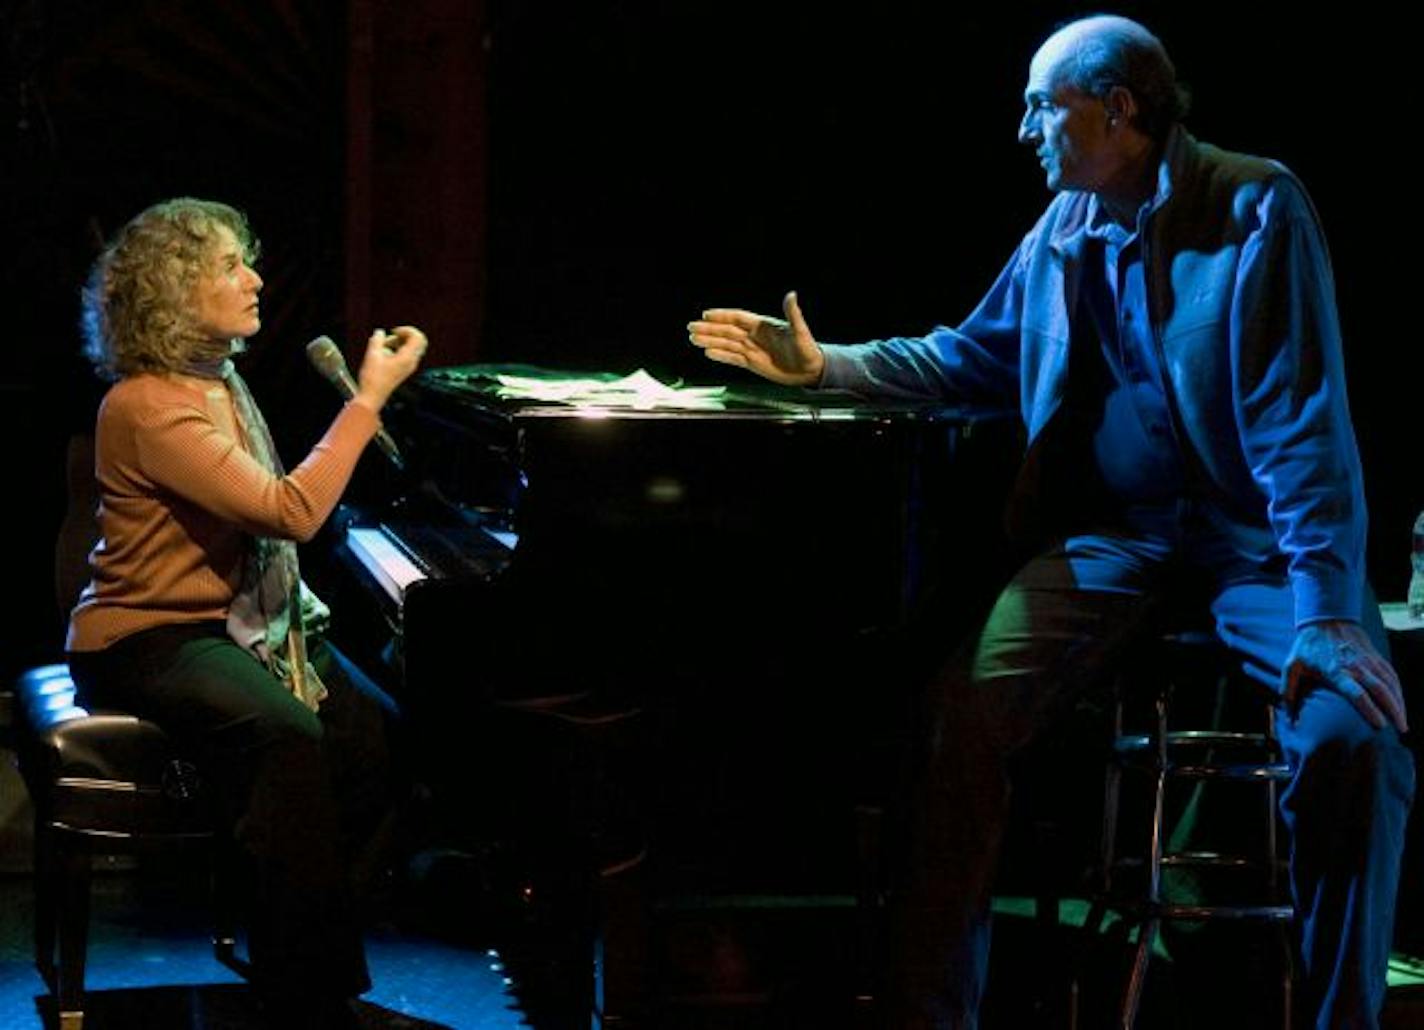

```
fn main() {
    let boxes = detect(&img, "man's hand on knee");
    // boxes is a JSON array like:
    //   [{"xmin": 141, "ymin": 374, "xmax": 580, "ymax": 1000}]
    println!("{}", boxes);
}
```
[{"xmin": 1284, "ymin": 620, "xmax": 1409, "ymax": 732}]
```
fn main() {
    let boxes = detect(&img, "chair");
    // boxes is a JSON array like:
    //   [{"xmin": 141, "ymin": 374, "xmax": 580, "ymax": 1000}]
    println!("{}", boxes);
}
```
[
  {"xmin": 6, "ymin": 433, "xmax": 245, "ymax": 1029},
  {"xmin": 1071, "ymin": 628, "xmax": 1296, "ymax": 1029},
  {"xmin": 11, "ymin": 662, "xmax": 247, "ymax": 1029}
]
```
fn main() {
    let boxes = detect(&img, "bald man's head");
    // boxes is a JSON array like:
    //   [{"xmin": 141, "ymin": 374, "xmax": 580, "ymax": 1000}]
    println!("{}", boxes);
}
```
[
  {"xmin": 1020, "ymin": 14, "xmax": 1177, "ymax": 203},
  {"xmin": 1035, "ymin": 15, "xmax": 1189, "ymax": 141}
]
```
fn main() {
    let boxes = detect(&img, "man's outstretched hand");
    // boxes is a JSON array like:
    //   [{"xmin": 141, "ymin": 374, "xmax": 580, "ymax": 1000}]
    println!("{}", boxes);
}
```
[{"xmin": 688, "ymin": 291, "xmax": 824, "ymax": 386}]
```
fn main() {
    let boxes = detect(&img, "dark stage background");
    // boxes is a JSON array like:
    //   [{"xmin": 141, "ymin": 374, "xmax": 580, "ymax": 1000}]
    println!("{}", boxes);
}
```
[{"xmin": 3, "ymin": 2, "xmax": 1418, "ymax": 672}]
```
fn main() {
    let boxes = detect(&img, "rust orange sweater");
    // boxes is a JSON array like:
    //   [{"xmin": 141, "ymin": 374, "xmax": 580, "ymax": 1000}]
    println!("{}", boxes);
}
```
[{"xmin": 67, "ymin": 372, "xmax": 378, "ymax": 652}]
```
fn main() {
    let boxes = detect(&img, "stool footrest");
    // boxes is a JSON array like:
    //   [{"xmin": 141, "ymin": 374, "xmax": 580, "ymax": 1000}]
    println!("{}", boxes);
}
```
[
  {"xmin": 1169, "ymin": 761, "xmax": 1291, "ymax": 781},
  {"xmin": 1088, "ymin": 897, "xmax": 1295, "ymax": 923},
  {"xmin": 1165, "ymin": 730, "xmax": 1274, "ymax": 747},
  {"xmin": 1112, "ymin": 852, "xmax": 1284, "ymax": 872},
  {"xmin": 1115, "ymin": 731, "xmax": 1282, "ymax": 754},
  {"xmin": 1161, "ymin": 850, "xmax": 1285, "ymax": 871},
  {"xmin": 1156, "ymin": 902, "xmax": 1295, "ymax": 921}
]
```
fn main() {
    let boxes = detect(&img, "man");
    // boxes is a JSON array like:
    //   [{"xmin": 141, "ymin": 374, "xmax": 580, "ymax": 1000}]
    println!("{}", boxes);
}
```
[{"xmin": 688, "ymin": 14, "xmax": 1413, "ymax": 1029}]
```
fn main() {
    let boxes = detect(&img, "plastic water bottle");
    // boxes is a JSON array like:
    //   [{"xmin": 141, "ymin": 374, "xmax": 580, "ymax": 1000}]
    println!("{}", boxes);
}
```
[{"xmin": 1410, "ymin": 511, "xmax": 1424, "ymax": 619}]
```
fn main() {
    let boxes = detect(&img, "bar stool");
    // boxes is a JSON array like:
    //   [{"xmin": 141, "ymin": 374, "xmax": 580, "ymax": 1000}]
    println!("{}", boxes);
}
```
[
  {"xmin": 1071, "ymin": 628, "xmax": 1296, "ymax": 1029},
  {"xmin": 11, "ymin": 663, "xmax": 246, "ymax": 1029}
]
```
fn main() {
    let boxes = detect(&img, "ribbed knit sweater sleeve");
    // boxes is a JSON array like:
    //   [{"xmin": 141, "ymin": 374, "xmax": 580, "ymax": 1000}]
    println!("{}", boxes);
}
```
[{"xmin": 128, "ymin": 385, "xmax": 378, "ymax": 543}]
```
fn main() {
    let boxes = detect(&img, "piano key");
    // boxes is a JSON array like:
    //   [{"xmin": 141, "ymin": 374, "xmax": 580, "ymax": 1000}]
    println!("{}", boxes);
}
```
[{"xmin": 347, "ymin": 525, "xmax": 426, "ymax": 603}]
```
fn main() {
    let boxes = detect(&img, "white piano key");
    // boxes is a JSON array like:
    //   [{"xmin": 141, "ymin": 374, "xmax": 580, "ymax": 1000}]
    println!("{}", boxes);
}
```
[{"xmin": 347, "ymin": 526, "xmax": 427, "ymax": 603}]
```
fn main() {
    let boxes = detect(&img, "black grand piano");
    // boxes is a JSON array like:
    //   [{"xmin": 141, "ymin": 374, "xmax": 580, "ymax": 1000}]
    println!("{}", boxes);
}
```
[{"xmin": 307, "ymin": 363, "xmax": 1021, "ymax": 1025}]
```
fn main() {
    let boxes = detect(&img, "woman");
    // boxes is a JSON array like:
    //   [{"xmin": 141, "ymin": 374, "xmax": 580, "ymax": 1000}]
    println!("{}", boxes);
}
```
[{"xmin": 65, "ymin": 197, "xmax": 426, "ymax": 1028}]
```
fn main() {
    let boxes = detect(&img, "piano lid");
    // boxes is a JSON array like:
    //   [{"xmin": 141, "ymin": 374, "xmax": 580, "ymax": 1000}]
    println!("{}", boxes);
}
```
[
  {"xmin": 413, "ymin": 363, "xmax": 991, "ymax": 424},
  {"xmin": 367, "ymin": 362, "xmax": 1018, "ymax": 575}
]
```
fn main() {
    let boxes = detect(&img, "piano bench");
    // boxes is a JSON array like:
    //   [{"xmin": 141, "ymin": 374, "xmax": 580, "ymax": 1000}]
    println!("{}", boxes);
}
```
[
  {"xmin": 490, "ymin": 691, "xmax": 649, "ymax": 1028},
  {"xmin": 492, "ymin": 692, "xmax": 647, "ymax": 862},
  {"xmin": 11, "ymin": 663, "xmax": 247, "ymax": 1029}
]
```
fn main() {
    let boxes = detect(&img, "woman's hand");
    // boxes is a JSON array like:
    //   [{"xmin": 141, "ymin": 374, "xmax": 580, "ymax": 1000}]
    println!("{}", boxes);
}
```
[{"xmin": 353, "ymin": 325, "xmax": 428, "ymax": 412}]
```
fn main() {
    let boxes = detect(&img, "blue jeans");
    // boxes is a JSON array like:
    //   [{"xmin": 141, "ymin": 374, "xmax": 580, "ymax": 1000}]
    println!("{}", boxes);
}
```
[{"xmin": 893, "ymin": 517, "xmax": 1415, "ymax": 1029}]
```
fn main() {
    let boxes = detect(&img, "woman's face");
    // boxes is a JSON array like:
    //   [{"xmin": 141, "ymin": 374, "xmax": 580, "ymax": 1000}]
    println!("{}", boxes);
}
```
[{"xmin": 191, "ymin": 224, "xmax": 263, "ymax": 343}]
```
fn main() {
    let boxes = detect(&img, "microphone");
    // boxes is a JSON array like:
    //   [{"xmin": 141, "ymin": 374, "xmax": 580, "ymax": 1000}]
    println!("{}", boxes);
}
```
[{"xmin": 306, "ymin": 335, "xmax": 405, "ymax": 470}]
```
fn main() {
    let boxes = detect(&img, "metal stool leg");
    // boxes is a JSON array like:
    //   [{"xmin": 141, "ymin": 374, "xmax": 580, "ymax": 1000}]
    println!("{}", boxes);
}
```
[
  {"xmin": 1120, "ymin": 689, "xmax": 1169, "ymax": 1027},
  {"xmin": 1264, "ymin": 718, "xmax": 1293, "ymax": 1030},
  {"xmin": 1072, "ymin": 692, "xmax": 1129, "ymax": 1029}
]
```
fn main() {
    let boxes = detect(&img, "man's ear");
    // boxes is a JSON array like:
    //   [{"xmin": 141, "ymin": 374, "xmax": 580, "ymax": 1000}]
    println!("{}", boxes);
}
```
[{"xmin": 1104, "ymin": 84, "xmax": 1139, "ymax": 129}]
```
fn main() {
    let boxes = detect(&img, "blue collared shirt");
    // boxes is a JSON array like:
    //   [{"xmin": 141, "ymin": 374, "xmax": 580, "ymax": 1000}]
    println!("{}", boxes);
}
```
[{"xmin": 1076, "ymin": 198, "xmax": 1184, "ymax": 505}]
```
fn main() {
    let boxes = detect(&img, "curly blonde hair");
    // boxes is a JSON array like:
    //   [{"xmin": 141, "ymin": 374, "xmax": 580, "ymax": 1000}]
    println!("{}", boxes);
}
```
[{"xmin": 80, "ymin": 198, "xmax": 260, "ymax": 378}]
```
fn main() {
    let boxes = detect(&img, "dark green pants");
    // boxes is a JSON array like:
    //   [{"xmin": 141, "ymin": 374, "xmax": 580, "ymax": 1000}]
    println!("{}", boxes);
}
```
[{"xmin": 68, "ymin": 621, "xmax": 398, "ymax": 1004}]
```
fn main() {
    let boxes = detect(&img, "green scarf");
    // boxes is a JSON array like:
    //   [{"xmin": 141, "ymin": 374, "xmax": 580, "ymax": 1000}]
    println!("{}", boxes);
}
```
[{"xmin": 188, "ymin": 349, "xmax": 329, "ymax": 710}]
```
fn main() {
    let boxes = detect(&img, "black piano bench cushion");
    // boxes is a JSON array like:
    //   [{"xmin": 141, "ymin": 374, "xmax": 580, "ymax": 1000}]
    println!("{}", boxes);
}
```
[{"xmin": 15, "ymin": 663, "xmax": 211, "ymax": 837}]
